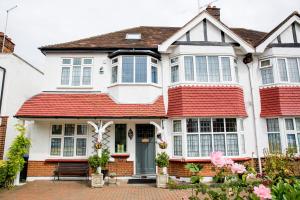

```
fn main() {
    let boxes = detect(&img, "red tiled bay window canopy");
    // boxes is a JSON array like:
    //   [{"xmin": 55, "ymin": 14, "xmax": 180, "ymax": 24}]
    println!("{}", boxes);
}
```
[
  {"xmin": 15, "ymin": 93, "xmax": 166, "ymax": 118},
  {"xmin": 260, "ymin": 87, "xmax": 300, "ymax": 117},
  {"xmin": 167, "ymin": 86, "xmax": 247, "ymax": 117}
]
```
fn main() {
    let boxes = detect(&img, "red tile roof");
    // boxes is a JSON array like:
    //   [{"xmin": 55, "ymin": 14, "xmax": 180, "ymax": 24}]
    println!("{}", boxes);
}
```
[
  {"xmin": 167, "ymin": 86, "xmax": 247, "ymax": 117},
  {"xmin": 15, "ymin": 93, "xmax": 166, "ymax": 118},
  {"xmin": 260, "ymin": 86, "xmax": 300, "ymax": 117}
]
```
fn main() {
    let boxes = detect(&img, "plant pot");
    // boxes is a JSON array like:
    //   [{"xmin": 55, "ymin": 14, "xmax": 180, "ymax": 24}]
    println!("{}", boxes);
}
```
[
  {"xmin": 156, "ymin": 174, "xmax": 168, "ymax": 188},
  {"xmin": 91, "ymin": 173, "xmax": 104, "ymax": 188}
]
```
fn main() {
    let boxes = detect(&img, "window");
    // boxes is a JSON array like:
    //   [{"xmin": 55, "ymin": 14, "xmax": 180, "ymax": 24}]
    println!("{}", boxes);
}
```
[
  {"xmin": 112, "ymin": 66, "xmax": 118, "ymax": 83},
  {"xmin": 234, "ymin": 59, "xmax": 239, "ymax": 83},
  {"xmin": 115, "ymin": 124, "xmax": 127, "ymax": 153},
  {"xmin": 184, "ymin": 56, "xmax": 194, "ymax": 81},
  {"xmin": 260, "ymin": 59, "xmax": 274, "ymax": 85},
  {"xmin": 173, "ymin": 136, "xmax": 182, "ymax": 156},
  {"xmin": 284, "ymin": 118, "xmax": 300, "ymax": 153},
  {"xmin": 121, "ymin": 56, "xmax": 147, "ymax": 83},
  {"xmin": 278, "ymin": 59, "xmax": 288, "ymax": 82},
  {"xmin": 266, "ymin": 119, "xmax": 281, "ymax": 153},
  {"xmin": 50, "ymin": 124, "xmax": 87, "ymax": 157},
  {"xmin": 151, "ymin": 66, "xmax": 158, "ymax": 84},
  {"xmin": 126, "ymin": 33, "xmax": 141, "ymax": 40},
  {"xmin": 60, "ymin": 58, "xmax": 92, "ymax": 86},
  {"xmin": 196, "ymin": 56, "xmax": 208, "ymax": 82},
  {"xmin": 171, "ymin": 57, "xmax": 179, "ymax": 83},
  {"xmin": 122, "ymin": 56, "xmax": 134, "ymax": 82},
  {"xmin": 186, "ymin": 118, "xmax": 239, "ymax": 157},
  {"xmin": 287, "ymin": 58, "xmax": 300, "ymax": 82},
  {"xmin": 208, "ymin": 56, "xmax": 220, "ymax": 82},
  {"xmin": 183, "ymin": 56, "xmax": 232, "ymax": 83},
  {"xmin": 173, "ymin": 120, "xmax": 182, "ymax": 133}
]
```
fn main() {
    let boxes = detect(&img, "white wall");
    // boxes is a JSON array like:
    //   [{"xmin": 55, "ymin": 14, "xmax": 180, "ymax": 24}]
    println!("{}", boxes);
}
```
[{"xmin": 0, "ymin": 54, "xmax": 43, "ymax": 156}]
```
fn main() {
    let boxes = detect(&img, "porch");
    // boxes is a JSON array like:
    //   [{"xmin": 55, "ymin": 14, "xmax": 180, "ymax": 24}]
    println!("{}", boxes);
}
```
[{"xmin": 25, "ymin": 118, "xmax": 165, "ymax": 179}]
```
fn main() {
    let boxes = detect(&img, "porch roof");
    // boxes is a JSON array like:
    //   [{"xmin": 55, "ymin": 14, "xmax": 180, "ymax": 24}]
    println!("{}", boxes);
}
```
[{"xmin": 15, "ymin": 93, "xmax": 166, "ymax": 118}]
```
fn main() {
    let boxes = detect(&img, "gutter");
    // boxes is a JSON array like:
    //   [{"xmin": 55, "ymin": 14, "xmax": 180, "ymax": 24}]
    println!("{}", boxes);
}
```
[
  {"xmin": 243, "ymin": 53, "xmax": 262, "ymax": 174},
  {"xmin": 0, "ymin": 66, "xmax": 6, "ymax": 115}
]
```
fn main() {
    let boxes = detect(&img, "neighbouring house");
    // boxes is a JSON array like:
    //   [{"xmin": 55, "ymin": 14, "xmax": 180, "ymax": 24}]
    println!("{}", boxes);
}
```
[
  {"xmin": 0, "ymin": 33, "xmax": 44, "ymax": 161},
  {"xmin": 15, "ymin": 6, "xmax": 300, "ymax": 181}
]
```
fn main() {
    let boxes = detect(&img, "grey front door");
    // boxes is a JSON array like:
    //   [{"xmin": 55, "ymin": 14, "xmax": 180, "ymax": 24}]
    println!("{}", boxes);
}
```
[{"xmin": 135, "ymin": 124, "xmax": 156, "ymax": 175}]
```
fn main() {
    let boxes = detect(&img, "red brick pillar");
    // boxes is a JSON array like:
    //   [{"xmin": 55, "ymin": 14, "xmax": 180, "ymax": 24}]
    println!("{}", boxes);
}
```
[{"xmin": 0, "ymin": 116, "xmax": 8, "ymax": 159}]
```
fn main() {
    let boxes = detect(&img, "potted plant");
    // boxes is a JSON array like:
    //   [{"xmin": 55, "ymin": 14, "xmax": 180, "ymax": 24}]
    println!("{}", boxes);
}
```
[
  {"xmin": 88, "ymin": 155, "xmax": 103, "ymax": 188},
  {"xmin": 155, "ymin": 152, "xmax": 169, "ymax": 188},
  {"xmin": 100, "ymin": 149, "xmax": 110, "ymax": 179}
]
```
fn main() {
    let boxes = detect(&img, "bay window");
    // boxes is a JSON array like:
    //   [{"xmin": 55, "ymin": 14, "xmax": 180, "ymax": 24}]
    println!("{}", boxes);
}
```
[
  {"xmin": 50, "ymin": 124, "xmax": 88, "ymax": 157},
  {"xmin": 284, "ymin": 118, "xmax": 300, "ymax": 153},
  {"xmin": 113, "ymin": 56, "xmax": 159, "ymax": 84},
  {"xmin": 182, "ymin": 56, "xmax": 233, "ymax": 83},
  {"xmin": 186, "ymin": 118, "xmax": 239, "ymax": 157},
  {"xmin": 60, "ymin": 58, "xmax": 92, "ymax": 86}
]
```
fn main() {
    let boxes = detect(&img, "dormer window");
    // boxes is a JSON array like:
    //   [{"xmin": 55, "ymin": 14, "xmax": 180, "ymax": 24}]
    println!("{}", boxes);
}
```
[{"xmin": 126, "ymin": 33, "xmax": 141, "ymax": 40}]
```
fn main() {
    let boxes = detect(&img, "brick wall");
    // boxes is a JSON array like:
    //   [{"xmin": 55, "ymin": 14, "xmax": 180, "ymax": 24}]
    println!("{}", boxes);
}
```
[
  {"xmin": 27, "ymin": 161, "xmax": 57, "ymax": 177},
  {"xmin": 108, "ymin": 157, "xmax": 134, "ymax": 176},
  {"xmin": 0, "ymin": 116, "xmax": 8, "ymax": 159},
  {"xmin": 27, "ymin": 158, "xmax": 134, "ymax": 177}
]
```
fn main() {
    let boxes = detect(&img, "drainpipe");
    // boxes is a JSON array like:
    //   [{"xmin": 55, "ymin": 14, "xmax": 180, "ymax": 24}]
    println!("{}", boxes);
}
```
[
  {"xmin": 0, "ymin": 66, "xmax": 6, "ymax": 116},
  {"xmin": 243, "ymin": 54, "xmax": 262, "ymax": 174}
]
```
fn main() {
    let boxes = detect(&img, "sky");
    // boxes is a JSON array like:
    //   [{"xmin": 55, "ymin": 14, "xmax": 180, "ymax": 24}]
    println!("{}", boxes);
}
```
[{"xmin": 0, "ymin": 0, "xmax": 299, "ymax": 71}]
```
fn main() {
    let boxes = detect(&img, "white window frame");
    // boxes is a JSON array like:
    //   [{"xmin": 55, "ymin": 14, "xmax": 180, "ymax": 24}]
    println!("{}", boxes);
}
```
[
  {"xmin": 172, "ymin": 119, "xmax": 183, "ymax": 157},
  {"xmin": 283, "ymin": 118, "xmax": 300, "ymax": 154},
  {"xmin": 185, "ymin": 118, "xmax": 240, "ymax": 158},
  {"xmin": 170, "ymin": 57, "xmax": 179, "ymax": 83},
  {"xmin": 49, "ymin": 123, "xmax": 88, "ymax": 158},
  {"xmin": 266, "ymin": 118, "xmax": 282, "ymax": 153},
  {"xmin": 181, "ymin": 55, "xmax": 235, "ymax": 84},
  {"xmin": 60, "ymin": 57, "xmax": 93, "ymax": 87},
  {"xmin": 276, "ymin": 58, "xmax": 300, "ymax": 84},
  {"xmin": 111, "ymin": 58, "xmax": 119, "ymax": 84},
  {"xmin": 151, "ymin": 58, "xmax": 158, "ymax": 84},
  {"xmin": 260, "ymin": 59, "xmax": 274, "ymax": 85}
]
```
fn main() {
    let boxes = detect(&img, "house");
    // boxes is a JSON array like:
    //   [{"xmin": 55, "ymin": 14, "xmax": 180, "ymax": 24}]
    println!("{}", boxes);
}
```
[
  {"xmin": 0, "ymin": 33, "xmax": 44, "ymax": 161},
  {"xmin": 15, "ymin": 6, "xmax": 300, "ymax": 180}
]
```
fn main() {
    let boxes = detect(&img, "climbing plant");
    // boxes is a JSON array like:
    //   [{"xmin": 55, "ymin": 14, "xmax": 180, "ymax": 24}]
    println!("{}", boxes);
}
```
[{"xmin": 4, "ymin": 124, "xmax": 31, "ymax": 187}]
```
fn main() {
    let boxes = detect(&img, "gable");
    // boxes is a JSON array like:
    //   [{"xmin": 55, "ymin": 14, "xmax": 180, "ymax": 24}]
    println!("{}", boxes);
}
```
[
  {"xmin": 256, "ymin": 12, "xmax": 300, "ymax": 52},
  {"xmin": 158, "ymin": 11, "xmax": 254, "ymax": 53},
  {"xmin": 176, "ymin": 19, "xmax": 235, "ymax": 43}
]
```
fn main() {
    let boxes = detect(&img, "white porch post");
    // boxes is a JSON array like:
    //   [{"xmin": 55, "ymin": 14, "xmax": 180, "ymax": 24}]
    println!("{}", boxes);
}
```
[{"xmin": 87, "ymin": 121, "xmax": 113, "ymax": 173}]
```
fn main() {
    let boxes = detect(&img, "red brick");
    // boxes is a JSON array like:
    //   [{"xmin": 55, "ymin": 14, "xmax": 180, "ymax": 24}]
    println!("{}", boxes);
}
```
[{"xmin": 0, "ymin": 116, "xmax": 8, "ymax": 159}]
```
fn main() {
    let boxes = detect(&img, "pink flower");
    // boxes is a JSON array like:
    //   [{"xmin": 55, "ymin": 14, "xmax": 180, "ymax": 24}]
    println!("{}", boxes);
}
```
[
  {"xmin": 230, "ymin": 163, "xmax": 246, "ymax": 174},
  {"xmin": 210, "ymin": 151, "xmax": 226, "ymax": 168},
  {"xmin": 254, "ymin": 184, "xmax": 272, "ymax": 200},
  {"xmin": 225, "ymin": 158, "xmax": 234, "ymax": 166}
]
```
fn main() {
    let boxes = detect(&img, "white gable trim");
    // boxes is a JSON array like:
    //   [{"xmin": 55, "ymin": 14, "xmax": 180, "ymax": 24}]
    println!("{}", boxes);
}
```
[
  {"xmin": 256, "ymin": 15, "xmax": 300, "ymax": 53},
  {"xmin": 158, "ymin": 11, "xmax": 254, "ymax": 53}
]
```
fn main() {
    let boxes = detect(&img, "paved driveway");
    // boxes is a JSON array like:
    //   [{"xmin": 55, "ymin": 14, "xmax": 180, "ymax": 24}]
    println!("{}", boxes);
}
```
[{"xmin": 0, "ymin": 180, "xmax": 191, "ymax": 200}]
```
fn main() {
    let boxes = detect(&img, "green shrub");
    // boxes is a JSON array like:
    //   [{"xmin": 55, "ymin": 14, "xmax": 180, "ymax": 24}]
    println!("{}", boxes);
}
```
[
  {"xmin": 5, "ymin": 124, "xmax": 31, "ymax": 187},
  {"xmin": 100, "ymin": 149, "xmax": 110, "ymax": 169},
  {"xmin": 88, "ymin": 155, "xmax": 101, "ymax": 173},
  {"xmin": 155, "ymin": 152, "xmax": 169, "ymax": 168},
  {"xmin": 271, "ymin": 180, "xmax": 300, "ymax": 200},
  {"xmin": 0, "ymin": 160, "xmax": 7, "ymax": 187}
]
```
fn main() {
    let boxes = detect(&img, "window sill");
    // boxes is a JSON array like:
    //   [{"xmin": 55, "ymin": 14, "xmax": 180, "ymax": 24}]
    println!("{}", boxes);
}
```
[
  {"xmin": 56, "ymin": 86, "xmax": 93, "ymax": 89},
  {"xmin": 169, "ymin": 82, "xmax": 241, "ymax": 88},
  {"xmin": 111, "ymin": 153, "xmax": 130, "ymax": 158},
  {"xmin": 169, "ymin": 157, "xmax": 251, "ymax": 163},
  {"xmin": 260, "ymin": 83, "xmax": 300, "ymax": 88},
  {"xmin": 108, "ymin": 83, "xmax": 161, "ymax": 88},
  {"xmin": 45, "ymin": 158, "xmax": 88, "ymax": 163}
]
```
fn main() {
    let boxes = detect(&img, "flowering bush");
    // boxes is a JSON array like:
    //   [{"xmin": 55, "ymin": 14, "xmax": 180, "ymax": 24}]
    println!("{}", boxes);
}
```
[{"xmin": 187, "ymin": 151, "xmax": 273, "ymax": 200}]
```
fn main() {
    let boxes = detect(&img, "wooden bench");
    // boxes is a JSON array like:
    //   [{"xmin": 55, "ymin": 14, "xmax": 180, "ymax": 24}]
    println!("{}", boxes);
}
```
[{"xmin": 54, "ymin": 162, "xmax": 89, "ymax": 181}]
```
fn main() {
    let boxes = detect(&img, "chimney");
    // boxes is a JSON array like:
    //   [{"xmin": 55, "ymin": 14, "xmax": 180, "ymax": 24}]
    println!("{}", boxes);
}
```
[
  {"xmin": 206, "ymin": 6, "xmax": 220, "ymax": 21},
  {"xmin": 0, "ymin": 32, "xmax": 15, "ymax": 53}
]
